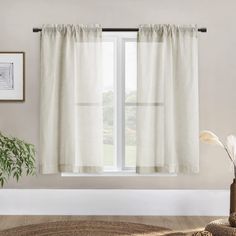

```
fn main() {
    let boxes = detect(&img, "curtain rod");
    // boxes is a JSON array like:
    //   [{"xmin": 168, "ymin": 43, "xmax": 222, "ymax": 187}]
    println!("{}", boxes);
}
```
[{"xmin": 33, "ymin": 27, "xmax": 207, "ymax": 33}]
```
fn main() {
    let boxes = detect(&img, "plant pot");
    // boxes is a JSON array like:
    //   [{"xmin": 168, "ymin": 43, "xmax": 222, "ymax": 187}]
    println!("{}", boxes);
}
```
[{"xmin": 230, "ymin": 179, "xmax": 236, "ymax": 214}]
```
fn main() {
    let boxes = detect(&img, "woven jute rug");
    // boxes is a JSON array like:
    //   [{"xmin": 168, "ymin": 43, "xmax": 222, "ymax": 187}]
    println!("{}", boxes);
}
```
[{"xmin": 0, "ymin": 220, "xmax": 191, "ymax": 236}]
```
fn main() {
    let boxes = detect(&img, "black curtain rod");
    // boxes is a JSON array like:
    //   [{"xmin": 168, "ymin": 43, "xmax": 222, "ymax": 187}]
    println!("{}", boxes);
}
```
[{"xmin": 33, "ymin": 27, "xmax": 207, "ymax": 33}]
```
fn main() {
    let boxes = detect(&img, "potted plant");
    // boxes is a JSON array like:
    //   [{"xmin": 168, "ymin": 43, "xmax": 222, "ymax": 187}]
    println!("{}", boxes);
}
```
[{"xmin": 0, "ymin": 132, "xmax": 35, "ymax": 187}]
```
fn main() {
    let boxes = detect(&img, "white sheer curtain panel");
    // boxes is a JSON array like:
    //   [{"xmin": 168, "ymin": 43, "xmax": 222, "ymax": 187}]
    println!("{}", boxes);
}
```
[
  {"xmin": 136, "ymin": 24, "xmax": 199, "ymax": 174},
  {"xmin": 40, "ymin": 24, "xmax": 103, "ymax": 174}
]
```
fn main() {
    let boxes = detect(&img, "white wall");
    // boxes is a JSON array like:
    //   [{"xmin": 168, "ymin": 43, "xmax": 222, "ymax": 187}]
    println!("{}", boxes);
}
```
[{"xmin": 0, "ymin": 0, "xmax": 236, "ymax": 189}]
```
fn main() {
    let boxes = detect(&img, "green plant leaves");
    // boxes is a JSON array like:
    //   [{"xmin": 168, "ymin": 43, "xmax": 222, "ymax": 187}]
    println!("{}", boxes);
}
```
[{"xmin": 0, "ymin": 132, "xmax": 36, "ymax": 187}]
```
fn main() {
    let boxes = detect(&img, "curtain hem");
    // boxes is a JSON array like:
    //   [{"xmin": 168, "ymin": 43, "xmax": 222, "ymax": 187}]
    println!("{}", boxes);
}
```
[
  {"xmin": 136, "ymin": 165, "xmax": 199, "ymax": 174},
  {"xmin": 40, "ymin": 165, "xmax": 103, "ymax": 174}
]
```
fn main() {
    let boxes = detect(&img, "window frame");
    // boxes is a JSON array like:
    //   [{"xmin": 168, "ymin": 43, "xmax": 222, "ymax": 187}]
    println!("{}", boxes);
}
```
[{"xmin": 102, "ymin": 32, "xmax": 138, "ymax": 172}]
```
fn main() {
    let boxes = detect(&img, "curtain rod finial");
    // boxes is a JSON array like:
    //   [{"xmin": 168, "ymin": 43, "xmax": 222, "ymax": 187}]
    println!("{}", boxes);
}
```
[
  {"xmin": 33, "ymin": 28, "xmax": 42, "ymax": 32},
  {"xmin": 198, "ymin": 28, "xmax": 207, "ymax": 32}
]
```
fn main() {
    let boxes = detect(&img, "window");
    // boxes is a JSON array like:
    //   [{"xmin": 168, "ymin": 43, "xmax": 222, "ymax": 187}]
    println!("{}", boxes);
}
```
[
  {"xmin": 102, "ymin": 32, "xmax": 137, "ymax": 172},
  {"xmin": 62, "ymin": 31, "xmax": 176, "ymax": 176}
]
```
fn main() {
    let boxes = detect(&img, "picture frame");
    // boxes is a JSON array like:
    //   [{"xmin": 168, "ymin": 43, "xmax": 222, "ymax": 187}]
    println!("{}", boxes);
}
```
[{"xmin": 0, "ymin": 52, "xmax": 25, "ymax": 101}]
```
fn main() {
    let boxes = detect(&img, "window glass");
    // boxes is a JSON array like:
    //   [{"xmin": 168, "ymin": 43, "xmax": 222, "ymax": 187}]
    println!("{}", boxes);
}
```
[
  {"xmin": 102, "ymin": 41, "xmax": 115, "ymax": 168},
  {"xmin": 125, "ymin": 41, "xmax": 137, "ymax": 168}
]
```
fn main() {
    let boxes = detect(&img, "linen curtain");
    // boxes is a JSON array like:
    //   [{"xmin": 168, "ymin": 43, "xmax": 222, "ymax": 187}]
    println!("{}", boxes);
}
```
[
  {"xmin": 40, "ymin": 24, "xmax": 103, "ymax": 173},
  {"xmin": 136, "ymin": 24, "xmax": 199, "ymax": 174}
]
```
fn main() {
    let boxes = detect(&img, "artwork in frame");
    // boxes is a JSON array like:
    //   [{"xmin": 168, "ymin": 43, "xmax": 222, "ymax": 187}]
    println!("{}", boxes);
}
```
[{"xmin": 0, "ymin": 52, "xmax": 25, "ymax": 101}]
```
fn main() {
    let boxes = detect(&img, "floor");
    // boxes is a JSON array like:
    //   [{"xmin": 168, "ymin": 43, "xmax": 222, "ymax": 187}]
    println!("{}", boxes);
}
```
[{"xmin": 0, "ymin": 216, "xmax": 225, "ymax": 232}]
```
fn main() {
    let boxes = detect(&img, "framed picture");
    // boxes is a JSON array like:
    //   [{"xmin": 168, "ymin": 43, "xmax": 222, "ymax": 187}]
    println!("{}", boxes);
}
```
[{"xmin": 0, "ymin": 52, "xmax": 25, "ymax": 101}]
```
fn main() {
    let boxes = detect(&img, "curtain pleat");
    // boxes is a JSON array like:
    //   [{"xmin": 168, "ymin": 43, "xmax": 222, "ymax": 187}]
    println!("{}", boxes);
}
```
[{"xmin": 136, "ymin": 24, "xmax": 199, "ymax": 174}]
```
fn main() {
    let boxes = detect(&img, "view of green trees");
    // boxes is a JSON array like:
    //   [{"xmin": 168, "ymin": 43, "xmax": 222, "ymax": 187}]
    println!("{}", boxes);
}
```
[
  {"xmin": 125, "ymin": 91, "xmax": 136, "ymax": 167},
  {"xmin": 103, "ymin": 91, "xmax": 114, "ymax": 167},
  {"xmin": 103, "ymin": 90, "xmax": 136, "ymax": 167}
]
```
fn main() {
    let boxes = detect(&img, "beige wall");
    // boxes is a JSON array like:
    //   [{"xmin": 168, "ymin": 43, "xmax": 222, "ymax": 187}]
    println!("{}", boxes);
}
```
[{"xmin": 0, "ymin": 0, "xmax": 236, "ymax": 189}]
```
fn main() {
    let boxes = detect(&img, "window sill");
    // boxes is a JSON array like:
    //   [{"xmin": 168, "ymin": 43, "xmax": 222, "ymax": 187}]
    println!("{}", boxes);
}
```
[{"xmin": 61, "ymin": 171, "xmax": 177, "ymax": 177}]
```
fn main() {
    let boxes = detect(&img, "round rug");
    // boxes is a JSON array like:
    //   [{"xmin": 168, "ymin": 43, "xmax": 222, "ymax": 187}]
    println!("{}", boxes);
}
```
[{"xmin": 0, "ymin": 220, "xmax": 173, "ymax": 236}]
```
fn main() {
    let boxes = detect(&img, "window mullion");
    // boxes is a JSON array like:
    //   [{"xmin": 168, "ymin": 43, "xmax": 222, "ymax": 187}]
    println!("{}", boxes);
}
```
[
  {"xmin": 116, "ymin": 36, "xmax": 125, "ymax": 171},
  {"xmin": 121, "ymin": 38, "xmax": 126, "ymax": 171}
]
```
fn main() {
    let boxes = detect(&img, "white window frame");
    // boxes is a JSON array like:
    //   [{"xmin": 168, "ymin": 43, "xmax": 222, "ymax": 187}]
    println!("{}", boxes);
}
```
[
  {"xmin": 101, "ymin": 34, "xmax": 118, "ymax": 171},
  {"xmin": 102, "ymin": 32, "xmax": 137, "ymax": 173},
  {"xmin": 122, "ymin": 36, "xmax": 138, "ymax": 171}
]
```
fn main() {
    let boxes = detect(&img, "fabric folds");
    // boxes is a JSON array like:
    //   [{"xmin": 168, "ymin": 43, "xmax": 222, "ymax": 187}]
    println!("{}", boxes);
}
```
[
  {"xmin": 136, "ymin": 24, "xmax": 199, "ymax": 174},
  {"xmin": 40, "ymin": 24, "xmax": 103, "ymax": 173}
]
